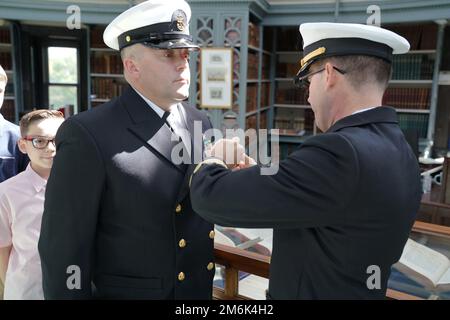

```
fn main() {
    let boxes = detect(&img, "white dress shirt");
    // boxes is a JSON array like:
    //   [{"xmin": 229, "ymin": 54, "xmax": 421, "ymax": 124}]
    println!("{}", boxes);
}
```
[{"xmin": 132, "ymin": 87, "xmax": 191, "ymax": 156}]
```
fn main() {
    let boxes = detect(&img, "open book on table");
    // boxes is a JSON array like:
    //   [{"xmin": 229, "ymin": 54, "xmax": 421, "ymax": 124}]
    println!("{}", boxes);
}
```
[
  {"xmin": 396, "ymin": 238, "xmax": 450, "ymax": 291},
  {"xmin": 214, "ymin": 226, "xmax": 272, "ymax": 256}
]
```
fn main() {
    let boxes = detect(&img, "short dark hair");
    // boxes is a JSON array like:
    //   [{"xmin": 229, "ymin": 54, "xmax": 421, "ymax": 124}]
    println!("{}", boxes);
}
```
[
  {"xmin": 19, "ymin": 109, "xmax": 64, "ymax": 137},
  {"xmin": 319, "ymin": 55, "xmax": 392, "ymax": 90}
]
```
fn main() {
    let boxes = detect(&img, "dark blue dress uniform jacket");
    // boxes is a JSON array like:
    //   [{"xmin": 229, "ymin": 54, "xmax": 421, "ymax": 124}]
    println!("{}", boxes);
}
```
[
  {"xmin": 190, "ymin": 106, "xmax": 422, "ymax": 299},
  {"xmin": 38, "ymin": 86, "xmax": 214, "ymax": 299}
]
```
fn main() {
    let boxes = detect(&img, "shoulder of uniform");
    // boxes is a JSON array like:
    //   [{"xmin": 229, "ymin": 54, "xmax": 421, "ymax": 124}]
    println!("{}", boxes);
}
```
[{"xmin": 304, "ymin": 132, "xmax": 354, "ymax": 149}]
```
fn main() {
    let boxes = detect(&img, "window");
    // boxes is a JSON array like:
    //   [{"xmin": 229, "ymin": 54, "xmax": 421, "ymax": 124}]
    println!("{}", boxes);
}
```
[{"xmin": 47, "ymin": 47, "xmax": 79, "ymax": 115}]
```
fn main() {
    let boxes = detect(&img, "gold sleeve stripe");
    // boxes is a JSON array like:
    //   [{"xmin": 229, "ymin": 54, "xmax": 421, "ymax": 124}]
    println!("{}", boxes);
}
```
[{"xmin": 189, "ymin": 158, "xmax": 228, "ymax": 188}]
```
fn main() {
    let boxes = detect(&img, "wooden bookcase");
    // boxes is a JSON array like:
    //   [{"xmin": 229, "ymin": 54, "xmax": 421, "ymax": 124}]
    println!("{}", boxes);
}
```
[
  {"xmin": 268, "ymin": 26, "xmax": 317, "ymax": 159},
  {"xmin": 266, "ymin": 22, "xmax": 442, "ymax": 160},
  {"xmin": 384, "ymin": 23, "xmax": 439, "ymax": 143},
  {"xmin": 244, "ymin": 20, "xmax": 273, "ymax": 133},
  {"xmin": 88, "ymin": 26, "xmax": 126, "ymax": 109}
]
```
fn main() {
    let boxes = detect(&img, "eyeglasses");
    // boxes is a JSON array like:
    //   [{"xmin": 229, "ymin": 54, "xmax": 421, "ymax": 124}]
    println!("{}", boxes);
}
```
[
  {"xmin": 294, "ymin": 65, "xmax": 347, "ymax": 88},
  {"xmin": 23, "ymin": 136, "xmax": 56, "ymax": 149}
]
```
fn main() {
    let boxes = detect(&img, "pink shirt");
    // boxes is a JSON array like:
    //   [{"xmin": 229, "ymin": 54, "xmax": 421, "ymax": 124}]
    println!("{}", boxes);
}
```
[{"xmin": 0, "ymin": 164, "xmax": 46, "ymax": 300}]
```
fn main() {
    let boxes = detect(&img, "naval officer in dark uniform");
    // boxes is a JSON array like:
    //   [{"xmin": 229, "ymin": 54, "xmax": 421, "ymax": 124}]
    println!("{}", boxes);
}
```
[
  {"xmin": 39, "ymin": 0, "xmax": 215, "ymax": 299},
  {"xmin": 190, "ymin": 23, "xmax": 422, "ymax": 299}
]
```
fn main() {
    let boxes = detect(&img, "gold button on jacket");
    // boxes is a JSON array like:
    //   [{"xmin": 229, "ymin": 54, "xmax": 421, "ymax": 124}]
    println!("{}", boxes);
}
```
[
  {"xmin": 175, "ymin": 204, "xmax": 182, "ymax": 213},
  {"xmin": 209, "ymin": 230, "xmax": 215, "ymax": 239},
  {"xmin": 207, "ymin": 262, "xmax": 215, "ymax": 271},
  {"xmin": 179, "ymin": 239, "xmax": 186, "ymax": 248},
  {"xmin": 178, "ymin": 272, "xmax": 185, "ymax": 281}
]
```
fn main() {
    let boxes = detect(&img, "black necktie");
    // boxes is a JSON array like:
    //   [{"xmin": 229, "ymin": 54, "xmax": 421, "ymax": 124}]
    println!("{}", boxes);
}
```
[
  {"xmin": 162, "ymin": 111, "xmax": 189, "ymax": 167},
  {"xmin": 162, "ymin": 111, "xmax": 175, "ymax": 133},
  {"xmin": 162, "ymin": 111, "xmax": 170, "ymax": 125},
  {"xmin": 163, "ymin": 111, "xmax": 182, "ymax": 144}
]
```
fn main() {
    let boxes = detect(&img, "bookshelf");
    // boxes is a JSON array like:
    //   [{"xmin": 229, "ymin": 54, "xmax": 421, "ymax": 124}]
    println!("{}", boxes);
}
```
[
  {"xmin": 383, "ymin": 23, "xmax": 439, "ymax": 143},
  {"xmin": 268, "ymin": 26, "xmax": 318, "ymax": 159},
  {"xmin": 266, "ymin": 23, "xmax": 443, "ymax": 159},
  {"xmin": 244, "ymin": 20, "xmax": 273, "ymax": 132},
  {"xmin": 0, "ymin": 25, "xmax": 16, "ymax": 123},
  {"xmin": 88, "ymin": 26, "xmax": 126, "ymax": 109}
]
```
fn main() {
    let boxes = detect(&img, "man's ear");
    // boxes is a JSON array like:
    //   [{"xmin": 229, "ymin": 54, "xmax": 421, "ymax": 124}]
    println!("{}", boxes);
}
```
[
  {"xmin": 123, "ymin": 58, "xmax": 140, "ymax": 79},
  {"xmin": 324, "ymin": 62, "xmax": 338, "ymax": 89},
  {"xmin": 17, "ymin": 138, "xmax": 28, "ymax": 155}
]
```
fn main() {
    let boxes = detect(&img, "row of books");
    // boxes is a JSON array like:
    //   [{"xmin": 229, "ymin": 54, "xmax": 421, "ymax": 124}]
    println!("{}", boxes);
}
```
[
  {"xmin": 264, "ymin": 86, "xmax": 429, "ymax": 111},
  {"xmin": 275, "ymin": 87, "xmax": 308, "ymax": 105},
  {"xmin": 245, "ymin": 83, "xmax": 271, "ymax": 113},
  {"xmin": 276, "ymin": 27, "xmax": 301, "ymax": 52},
  {"xmin": 246, "ymin": 84, "xmax": 258, "ymax": 112},
  {"xmin": 90, "ymin": 27, "xmax": 108, "ymax": 48},
  {"xmin": 0, "ymin": 100, "xmax": 15, "ymax": 123},
  {"xmin": 91, "ymin": 78, "xmax": 127, "ymax": 99},
  {"xmin": 275, "ymin": 117, "xmax": 305, "ymax": 132},
  {"xmin": 262, "ymin": 28, "xmax": 274, "ymax": 53},
  {"xmin": 275, "ymin": 56, "xmax": 434, "ymax": 80},
  {"xmin": 0, "ymin": 29, "xmax": 11, "ymax": 44},
  {"xmin": 90, "ymin": 53, "xmax": 123, "ymax": 74},
  {"xmin": 245, "ymin": 112, "xmax": 268, "ymax": 130},
  {"xmin": 261, "ymin": 54, "xmax": 271, "ymax": 79},
  {"xmin": 260, "ymin": 83, "xmax": 270, "ymax": 108},
  {"xmin": 382, "ymin": 87, "xmax": 430, "ymax": 110},
  {"xmin": 248, "ymin": 22, "xmax": 260, "ymax": 48},
  {"xmin": 260, "ymin": 110, "xmax": 268, "ymax": 130},
  {"xmin": 274, "ymin": 108, "xmax": 315, "ymax": 134},
  {"xmin": 397, "ymin": 113, "xmax": 429, "ymax": 138},
  {"xmin": 276, "ymin": 62, "xmax": 299, "ymax": 78},
  {"xmin": 0, "ymin": 52, "xmax": 13, "ymax": 70},
  {"xmin": 247, "ymin": 52, "xmax": 259, "ymax": 79},
  {"xmin": 392, "ymin": 54, "xmax": 435, "ymax": 80},
  {"xmin": 386, "ymin": 23, "xmax": 437, "ymax": 51}
]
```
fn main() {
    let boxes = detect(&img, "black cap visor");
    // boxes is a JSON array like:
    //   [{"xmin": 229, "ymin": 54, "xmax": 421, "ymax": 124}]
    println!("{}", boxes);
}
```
[{"xmin": 143, "ymin": 35, "xmax": 200, "ymax": 50}]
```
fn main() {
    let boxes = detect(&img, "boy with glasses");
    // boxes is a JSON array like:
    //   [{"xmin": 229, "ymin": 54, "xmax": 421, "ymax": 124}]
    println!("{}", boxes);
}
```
[{"xmin": 0, "ymin": 109, "xmax": 64, "ymax": 299}]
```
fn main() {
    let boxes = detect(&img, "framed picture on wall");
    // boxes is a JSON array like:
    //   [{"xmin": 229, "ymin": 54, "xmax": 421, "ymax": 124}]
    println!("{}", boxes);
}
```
[{"xmin": 200, "ymin": 48, "xmax": 233, "ymax": 109}]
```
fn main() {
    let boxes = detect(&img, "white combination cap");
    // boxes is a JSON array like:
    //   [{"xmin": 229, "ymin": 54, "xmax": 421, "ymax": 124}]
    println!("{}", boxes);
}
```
[
  {"xmin": 295, "ymin": 22, "xmax": 410, "ymax": 83},
  {"xmin": 103, "ymin": 0, "xmax": 198, "ymax": 51}
]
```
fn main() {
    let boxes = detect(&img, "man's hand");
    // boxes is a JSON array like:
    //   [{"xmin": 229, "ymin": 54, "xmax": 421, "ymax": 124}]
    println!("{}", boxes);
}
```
[
  {"xmin": 210, "ymin": 137, "xmax": 256, "ymax": 169},
  {"xmin": 210, "ymin": 137, "xmax": 244, "ymax": 169},
  {"xmin": 234, "ymin": 154, "xmax": 257, "ymax": 170}
]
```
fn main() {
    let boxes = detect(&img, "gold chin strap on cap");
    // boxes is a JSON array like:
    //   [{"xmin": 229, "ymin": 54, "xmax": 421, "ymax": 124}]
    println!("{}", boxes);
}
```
[{"xmin": 300, "ymin": 47, "xmax": 326, "ymax": 67}]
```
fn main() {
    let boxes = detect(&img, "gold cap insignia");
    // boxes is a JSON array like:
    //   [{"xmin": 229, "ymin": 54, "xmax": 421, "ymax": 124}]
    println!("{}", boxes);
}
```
[
  {"xmin": 172, "ymin": 10, "xmax": 187, "ymax": 32},
  {"xmin": 177, "ymin": 15, "xmax": 185, "ymax": 31}
]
